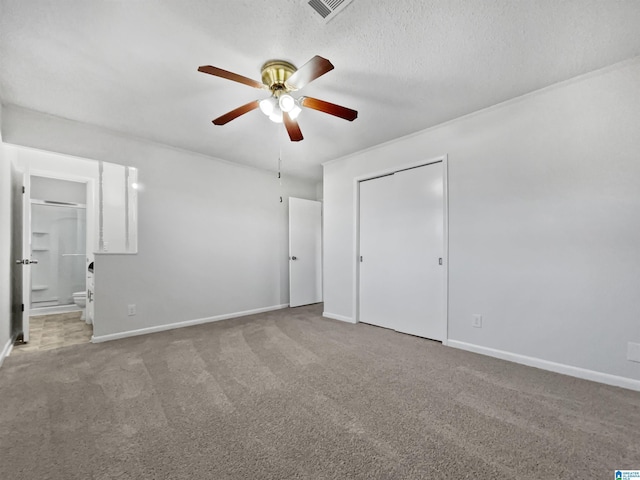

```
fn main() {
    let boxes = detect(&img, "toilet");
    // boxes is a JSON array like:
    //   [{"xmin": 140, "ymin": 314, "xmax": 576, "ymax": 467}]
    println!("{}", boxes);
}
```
[{"xmin": 72, "ymin": 291, "xmax": 87, "ymax": 321}]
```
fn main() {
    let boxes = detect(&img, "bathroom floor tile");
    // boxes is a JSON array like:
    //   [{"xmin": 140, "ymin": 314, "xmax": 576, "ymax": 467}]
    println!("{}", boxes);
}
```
[{"xmin": 11, "ymin": 312, "xmax": 92, "ymax": 356}]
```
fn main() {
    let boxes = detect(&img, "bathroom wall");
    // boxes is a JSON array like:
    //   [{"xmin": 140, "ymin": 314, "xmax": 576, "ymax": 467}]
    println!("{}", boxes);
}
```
[
  {"xmin": 29, "ymin": 177, "xmax": 87, "ymax": 307},
  {"xmin": 7, "ymin": 146, "xmax": 98, "ymax": 257},
  {"xmin": 3, "ymin": 105, "xmax": 317, "ymax": 339},
  {"xmin": 30, "ymin": 175, "xmax": 87, "ymax": 204},
  {"xmin": 7, "ymin": 145, "xmax": 139, "ymax": 256}
]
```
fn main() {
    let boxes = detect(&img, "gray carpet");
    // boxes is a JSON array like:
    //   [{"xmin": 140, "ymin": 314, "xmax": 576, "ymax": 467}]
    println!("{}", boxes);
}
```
[{"xmin": 0, "ymin": 304, "xmax": 638, "ymax": 479}]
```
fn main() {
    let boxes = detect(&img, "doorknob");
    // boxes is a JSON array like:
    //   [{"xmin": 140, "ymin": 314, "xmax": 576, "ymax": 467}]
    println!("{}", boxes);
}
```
[
  {"xmin": 16, "ymin": 259, "xmax": 38, "ymax": 265},
  {"xmin": 290, "ymin": 256, "xmax": 297, "ymax": 260}
]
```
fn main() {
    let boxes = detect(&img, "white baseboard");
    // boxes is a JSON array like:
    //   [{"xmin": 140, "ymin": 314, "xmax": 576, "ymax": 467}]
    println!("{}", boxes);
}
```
[
  {"xmin": 31, "ymin": 304, "xmax": 81, "ymax": 316},
  {"xmin": 91, "ymin": 304, "xmax": 290, "ymax": 344},
  {"xmin": 0, "ymin": 338, "xmax": 13, "ymax": 368},
  {"xmin": 322, "ymin": 312, "xmax": 355, "ymax": 323},
  {"xmin": 448, "ymin": 340, "xmax": 640, "ymax": 392}
]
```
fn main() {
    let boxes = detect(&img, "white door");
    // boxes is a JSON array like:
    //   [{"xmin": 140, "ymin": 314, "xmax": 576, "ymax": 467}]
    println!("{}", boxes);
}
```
[
  {"xmin": 359, "ymin": 174, "xmax": 397, "ymax": 330},
  {"xmin": 289, "ymin": 197, "xmax": 322, "ymax": 307},
  {"xmin": 10, "ymin": 166, "xmax": 32, "ymax": 342},
  {"xmin": 359, "ymin": 162, "xmax": 445, "ymax": 341}
]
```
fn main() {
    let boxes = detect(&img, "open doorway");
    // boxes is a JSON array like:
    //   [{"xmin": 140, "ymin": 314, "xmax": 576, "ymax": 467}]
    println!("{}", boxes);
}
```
[{"xmin": 12, "ymin": 175, "xmax": 94, "ymax": 354}]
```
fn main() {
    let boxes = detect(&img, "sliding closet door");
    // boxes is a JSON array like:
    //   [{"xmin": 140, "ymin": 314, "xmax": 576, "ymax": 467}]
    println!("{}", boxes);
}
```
[
  {"xmin": 393, "ymin": 165, "xmax": 444, "ymax": 340},
  {"xmin": 359, "ymin": 162, "xmax": 445, "ymax": 341},
  {"xmin": 359, "ymin": 174, "xmax": 397, "ymax": 330}
]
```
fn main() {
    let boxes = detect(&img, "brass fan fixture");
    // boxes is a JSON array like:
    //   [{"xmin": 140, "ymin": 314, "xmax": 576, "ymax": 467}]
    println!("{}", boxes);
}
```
[{"xmin": 198, "ymin": 55, "xmax": 358, "ymax": 142}]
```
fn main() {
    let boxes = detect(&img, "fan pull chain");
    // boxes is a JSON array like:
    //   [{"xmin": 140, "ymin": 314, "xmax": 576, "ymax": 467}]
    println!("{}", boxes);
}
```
[{"xmin": 278, "ymin": 130, "xmax": 284, "ymax": 203}]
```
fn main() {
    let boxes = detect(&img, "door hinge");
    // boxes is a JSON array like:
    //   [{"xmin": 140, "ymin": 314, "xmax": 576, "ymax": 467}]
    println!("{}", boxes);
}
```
[
  {"xmin": 22, "ymin": 186, "xmax": 25, "ymax": 194},
  {"xmin": 21, "ymin": 303, "xmax": 24, "ymax": 312},
  {"xmin": 360, "ymin": 256, "xmax": 363, "ymax": 262},
  {"xmin": 439, "ymin": 258, "xmax": 443, "ymax": 265}
]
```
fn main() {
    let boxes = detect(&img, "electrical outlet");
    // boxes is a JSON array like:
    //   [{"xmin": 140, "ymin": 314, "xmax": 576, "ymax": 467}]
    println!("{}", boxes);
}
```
[
  {"xmin": 628, "ymin": 342, "xmax": 640, "ymax": 363},
  {"xmin": 127, "ymin": 304, "xmax": 136, "ymax": 316},
  {"xmin": 472, "ymin": 314, "xmax": 483, "ymax": 328}
]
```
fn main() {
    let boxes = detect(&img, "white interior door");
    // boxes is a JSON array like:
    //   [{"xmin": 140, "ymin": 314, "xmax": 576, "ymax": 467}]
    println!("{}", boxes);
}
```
[
  {"xmin": 359, "ymin": 162, "xmax": 445, "ymax": 341},
  {"xmin": 359, "ymin": 174, "xmax": 397, "ymax": 330},
  {"xmin": 289, "ymin": 197, "xmax": 322, "ymax": 307},
  {"xmin": 10, "ymin": 166, "xmax": 31, "ymax": 342}
]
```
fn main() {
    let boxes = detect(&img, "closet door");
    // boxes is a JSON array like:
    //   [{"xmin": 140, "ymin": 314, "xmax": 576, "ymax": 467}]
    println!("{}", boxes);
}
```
[
  {"xmin": 393, "ymin": 165, "xmax": 444, "ymax": 340},
  {"xmin": 359, "ymin": 174, "xmax": 397, "ymax": 330},
  {"xmin": 359, "ymin": 163, "xmax": 444, "ymax": 341}
]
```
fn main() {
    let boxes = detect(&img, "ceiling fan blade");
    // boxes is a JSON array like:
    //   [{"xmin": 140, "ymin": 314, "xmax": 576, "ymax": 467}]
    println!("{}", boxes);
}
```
[
  {"xmin": 198, "ymin": 65, "xmax": 266, "ymax": 90},
  {"xmin": 212, "ymin": 100, "xmax": 260, "ymax": 125},
  {"xmin": 283, "ymin": 112, "xmax": 304, "ymax": 142},
  {"xmin": 300, "ymin": 96, "xmax": 358, "ymax": 121},
  {"xmin": 285, "ymin": 56, "xmax": 334, "ymax": 90}
]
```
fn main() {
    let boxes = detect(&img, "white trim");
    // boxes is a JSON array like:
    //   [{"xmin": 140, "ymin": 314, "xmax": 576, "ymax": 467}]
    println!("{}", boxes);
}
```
[
  {"xmin": 322, "ymin": 312, "xmax": 354, "ymax": 323},
  {"xmin": 448, "ymin": 340, "xmax": 640, "ymax": 392},
  {"xmin": 91, "ymin": 304, "xmax": 289, "ymax": 343},
  {"xmin": 0, "ymin": 339, "xmax": 13, "ymax": 367},
  {"xmin": 30, "ymin": 304, "xmax": 81, "ymax": 316},
  {"xmin": 442, "ymin": 156, "xmax": 450, "ymax": 343},
  {"xmin": 93, "ymin": 252, "xmax": 138, "ymax": 256},
  {"xmin": 352, "ymin": 156, "xmax": 449, "ymax": 343},
  {"xmin": 351, "ymin": 177, "xmax": 360, "ymax": 325}
]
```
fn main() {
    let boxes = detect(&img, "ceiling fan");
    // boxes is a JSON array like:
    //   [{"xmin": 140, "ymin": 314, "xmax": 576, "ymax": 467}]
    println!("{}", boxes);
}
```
[{"xmin": 198, "ymin": 55, "xmax": 358, "ymax": 142}]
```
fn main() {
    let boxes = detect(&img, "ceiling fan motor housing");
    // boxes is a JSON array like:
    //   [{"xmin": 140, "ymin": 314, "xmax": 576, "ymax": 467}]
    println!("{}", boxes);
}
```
[{"xmin": 261, "ymin": 60, "xmax": 297, "ymax": 93}]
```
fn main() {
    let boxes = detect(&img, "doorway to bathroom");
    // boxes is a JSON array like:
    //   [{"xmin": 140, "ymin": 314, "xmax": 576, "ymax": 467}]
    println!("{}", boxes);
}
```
[
  {"xmin": 13, "ymin": 175, "xmax": 94, "ymax": 354},
  {"xmin": 8, "ymin": 143, "xmax": 140, "ymax": 354}
]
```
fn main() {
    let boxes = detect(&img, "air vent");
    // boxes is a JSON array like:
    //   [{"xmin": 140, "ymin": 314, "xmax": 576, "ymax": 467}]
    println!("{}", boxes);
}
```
[{"xmin": 304, "ymin": 0, "xmax": 354, "ymax": 23}]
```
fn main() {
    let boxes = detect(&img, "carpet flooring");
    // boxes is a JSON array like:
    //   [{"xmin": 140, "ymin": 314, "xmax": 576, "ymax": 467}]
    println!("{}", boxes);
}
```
[{"xmin": 0, "ymin": 304, "xmax": 638, "ymax": 479}]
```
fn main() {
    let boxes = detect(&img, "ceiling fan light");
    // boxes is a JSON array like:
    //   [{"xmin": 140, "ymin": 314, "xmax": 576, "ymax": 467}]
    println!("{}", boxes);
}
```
[
  {"xmin": 279, "ymin": 94, "xmax": 295, "ymax": 113},
  {"xmin": 269, "ymin": 108, "xmax": 283, "ymax": 123},
  {"xmin": 289, "ymin": 104, "xmax": 302, "ymax": 120},
  {"xmin": 259, "ymin": 97, "xmax": 276, "ymax": 116}
]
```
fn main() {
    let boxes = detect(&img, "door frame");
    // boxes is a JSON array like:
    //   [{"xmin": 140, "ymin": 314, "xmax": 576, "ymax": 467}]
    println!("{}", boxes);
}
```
[
  {"xmin": 352, "ymin": 154, "xmax": 449, "ymax": 345},
  {"xmin": 21, "ymin": 168, "xmax": 96, "ymax": 338},
  {"xmin": 288, "ymin": 197, "xmax": 323, "ymax": 307}
]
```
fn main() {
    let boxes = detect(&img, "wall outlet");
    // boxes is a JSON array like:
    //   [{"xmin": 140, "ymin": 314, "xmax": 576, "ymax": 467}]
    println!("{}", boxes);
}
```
[
  {"xmin": 127, "ymin": 304, "xmax": 136, "ymax": 316},
  {"xmin": 628, "ymin": 342, "xmax": 640, "ymax": 363},
  {"xmin": 472, "ymin": 314, "xmax": 483, "ymax": 328}
]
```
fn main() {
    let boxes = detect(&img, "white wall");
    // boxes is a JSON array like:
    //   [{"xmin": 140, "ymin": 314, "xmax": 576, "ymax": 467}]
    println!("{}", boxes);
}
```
[
  {"xmin": 100, "ymin": 161, "xmax": 126, "ymax": 252},
  {"xmin": 30, "ymin": 175, "xmax": 87, "ymax": 204},
  {"xmin": 0, "ymin": 100, "xmax": 12, "ymax": 362},
  {"xmin": 3, "ymin": 106, "xmax": 317, "ymax": 339},
  {"xmin": 323, "ymin": 58, "xmax": 640, "ymax": 386}
]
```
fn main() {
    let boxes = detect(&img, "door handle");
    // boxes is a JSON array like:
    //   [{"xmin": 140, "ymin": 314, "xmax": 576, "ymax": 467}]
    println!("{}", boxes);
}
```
[
  {"xmin": 16, "ymin": 259, "xmax": 38, "ymax": 265},
  {"xmin": 290, "ymin": 256, "xmax": 297, "ymax": 260}
]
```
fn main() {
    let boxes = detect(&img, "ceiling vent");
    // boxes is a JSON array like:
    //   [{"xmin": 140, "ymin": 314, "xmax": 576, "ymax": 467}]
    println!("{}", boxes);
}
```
[{"xmin": 304, "ymin": 0, "xmax": 354, "ymax": 23}]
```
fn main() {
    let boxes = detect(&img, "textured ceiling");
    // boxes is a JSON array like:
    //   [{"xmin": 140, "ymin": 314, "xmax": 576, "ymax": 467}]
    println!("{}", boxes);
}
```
[{"xmin": 1, "ymin": 0, "xmax": 640, "ymax": 180}]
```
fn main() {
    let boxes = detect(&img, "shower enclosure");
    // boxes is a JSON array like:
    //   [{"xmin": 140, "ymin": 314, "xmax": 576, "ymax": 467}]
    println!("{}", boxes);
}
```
[{"xmin": 30, "ymin": 201, "xmax": 87, "ymax": 308}]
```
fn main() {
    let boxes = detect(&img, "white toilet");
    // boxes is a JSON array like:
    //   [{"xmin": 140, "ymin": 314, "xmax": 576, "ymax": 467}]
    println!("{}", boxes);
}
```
[{"xmin": 72, "ymin": 291, "xmax": 87, "ymax": 321}]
